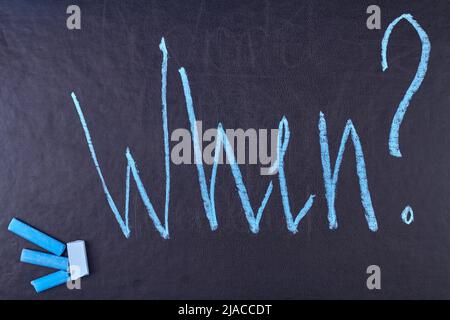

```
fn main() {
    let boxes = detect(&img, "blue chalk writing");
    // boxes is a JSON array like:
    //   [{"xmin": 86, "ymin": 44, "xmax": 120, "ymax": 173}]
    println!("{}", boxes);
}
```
[
  {"xmin": 318, "ymin": 112, "xmax": 378, "ymax": 232},
  {"xmin": 178, "ymin": 67, "xmax": 220, "ymax": 231},
  {"xmin": 70, "ymin": 38, "xmax": 172, "ymax": 238},
  {"xmin": 219, "ymin": 124, "xmax": 274, "ymax": 233},
  {"xmin": 401, "ymin": 206, "xmax": 414, "ymax": 225},
  {"xmin": 69, "ymin": 28, "xmax": 437, "ymax": 237},
  {"xmin": 277, "ymin": 116, "xmax": 315, "ymax": 233},
  {"xmin": 381, "ymin": 13, "xmax": 431, "ymax": 158},
  {"xmin": 160, "ymin": 38, "xmax": 171, "ymax": 235},
  {"xmin": 178, "ymin": 68, "xmax": 273, "ymax": 233}
]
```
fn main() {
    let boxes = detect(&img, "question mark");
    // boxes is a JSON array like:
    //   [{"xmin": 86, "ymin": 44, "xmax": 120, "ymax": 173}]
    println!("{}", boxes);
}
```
[{"xmin": 381, "ymin": 13, "xmax": 431, "ymax": 158}]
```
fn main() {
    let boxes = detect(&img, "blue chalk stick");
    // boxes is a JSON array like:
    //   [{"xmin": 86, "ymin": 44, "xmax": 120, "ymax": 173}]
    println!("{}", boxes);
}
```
[
  {"xmin": 8, "ymin": 218, "xmax": 66, "ymax": 256},
  {"xmin": 31, "ymin": 270, "xmax": 70, "ymax": 293},
  {"xmin": 21, "ymin": 249, "xmax": 69, "ymax": 271}
]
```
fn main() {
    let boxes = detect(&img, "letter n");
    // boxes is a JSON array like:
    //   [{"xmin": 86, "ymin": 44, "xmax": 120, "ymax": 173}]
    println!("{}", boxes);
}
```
[{"xmin": 318, "ymin": 112, "xmax": 378, "ymax": 231}]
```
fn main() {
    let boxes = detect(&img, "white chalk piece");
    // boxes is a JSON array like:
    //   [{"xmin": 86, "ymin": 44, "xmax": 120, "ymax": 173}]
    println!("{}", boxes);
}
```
[{"xmin": 67, "ymin": 240, "xmax": 89, "ymax": 281}]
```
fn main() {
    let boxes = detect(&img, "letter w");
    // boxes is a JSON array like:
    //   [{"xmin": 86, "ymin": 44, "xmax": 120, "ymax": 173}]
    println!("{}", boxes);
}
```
[{"xmin": 70, "ymin": 38, "xmax": 171, "ymax": 239}]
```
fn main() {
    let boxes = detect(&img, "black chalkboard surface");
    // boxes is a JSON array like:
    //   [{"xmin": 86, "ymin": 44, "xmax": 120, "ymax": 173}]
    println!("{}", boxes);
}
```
[{"xmin": 1, "ymin": 0, "xmax": 450, "ymax": 299}]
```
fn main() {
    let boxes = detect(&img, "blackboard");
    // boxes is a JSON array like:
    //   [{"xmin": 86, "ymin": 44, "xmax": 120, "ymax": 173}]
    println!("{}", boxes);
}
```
[{"xmin": 1, "ymin": 0, "xmax": 450, "ymax": 299}]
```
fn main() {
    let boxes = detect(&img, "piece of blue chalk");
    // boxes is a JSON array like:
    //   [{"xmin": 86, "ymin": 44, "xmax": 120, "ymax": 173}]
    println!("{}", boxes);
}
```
[
  {"xmin": 30, "ymin": 270, "xmax": 70, "ymax": 293},
  {"xmin": 8, "ymin": 218, "xmax": 66, "ymax": 256},
  {"xmin": 21, "ymin": 249, "xmax": 69, "ymax": 271}
]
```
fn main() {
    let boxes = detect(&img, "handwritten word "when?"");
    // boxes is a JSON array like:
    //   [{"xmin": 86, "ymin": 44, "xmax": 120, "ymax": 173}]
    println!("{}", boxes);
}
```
[{"xmin": 70, "ymin": 13, "xmax": 429, "ymax": 238}]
